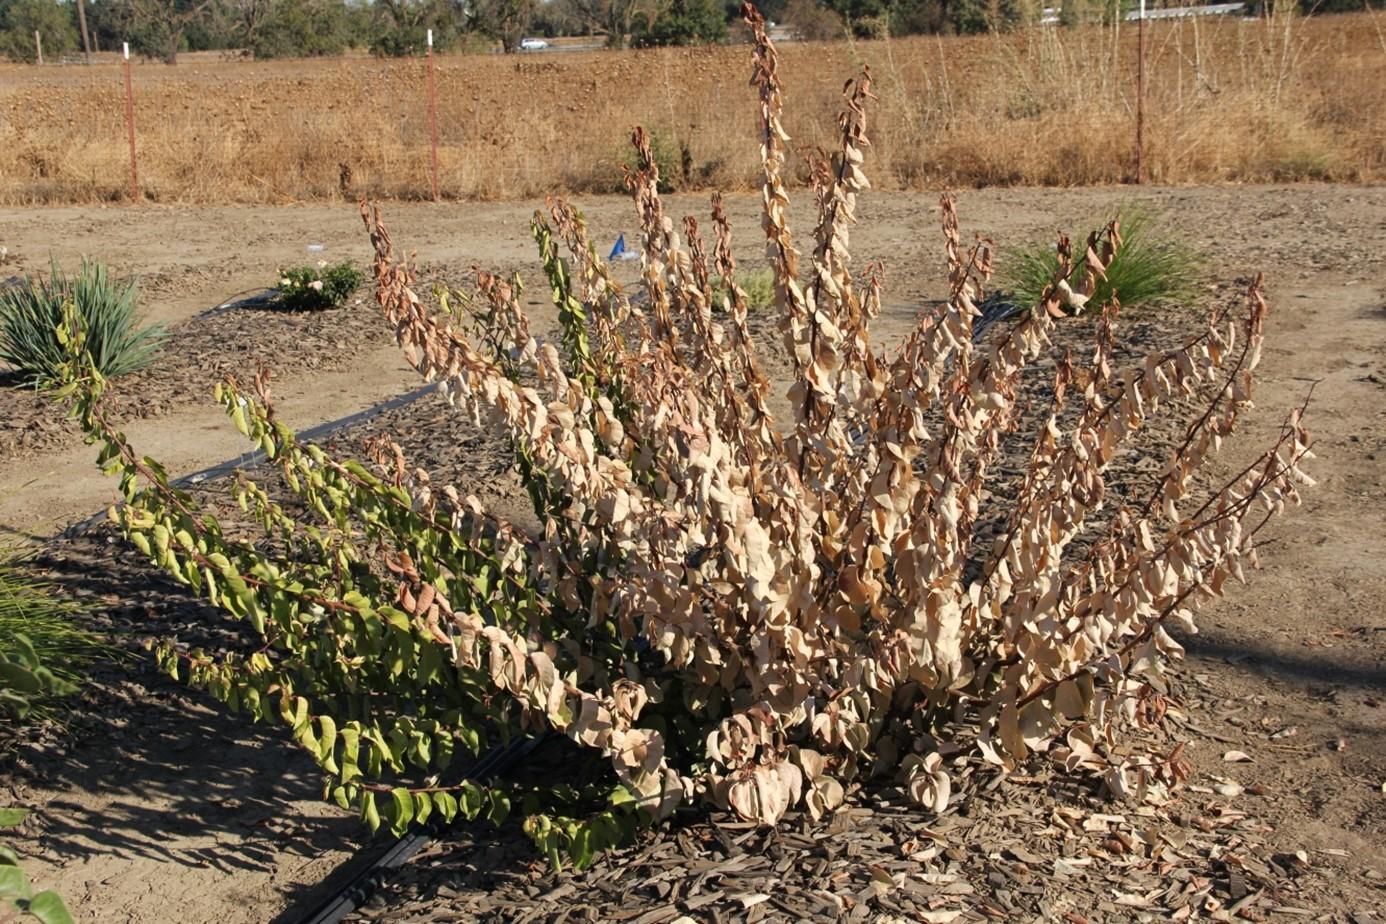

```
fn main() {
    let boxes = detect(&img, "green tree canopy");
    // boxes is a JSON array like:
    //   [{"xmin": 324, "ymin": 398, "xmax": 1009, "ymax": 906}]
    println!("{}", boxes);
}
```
[
  {"xmin": 632, "ymin": 0, "xmax": 727, "ymax": 45},
  {"xmin": 0, "ymin": 0, "xmax": 80, "ymax": 62}
]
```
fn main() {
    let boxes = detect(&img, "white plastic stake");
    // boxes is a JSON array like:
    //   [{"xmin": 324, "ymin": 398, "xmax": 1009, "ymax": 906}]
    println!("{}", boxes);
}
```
[
  {"xmin": 426, "ymin": 28, "xmax": 439, "ymax": 200},
  {"xmin": 122, "ymin": 41, "xmax": 138, "ymax": 199}
]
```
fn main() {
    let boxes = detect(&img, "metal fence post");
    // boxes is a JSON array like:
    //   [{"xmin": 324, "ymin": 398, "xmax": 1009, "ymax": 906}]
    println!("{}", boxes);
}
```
[
  {"xmin": 1136, "ymin": 0, "xmax": 1147, "ymax": 184},
  {"xmin": 427, "ymin": 29, "xmax": 440, "ymax": 202},
  {"xmin": 123, "ymin": 43, "xmax": 139, "ymax": 201}
]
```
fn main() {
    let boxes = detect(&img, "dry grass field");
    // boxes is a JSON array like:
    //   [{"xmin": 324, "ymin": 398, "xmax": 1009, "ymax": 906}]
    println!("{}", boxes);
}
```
[{"xmin": 2, "ymin": 10, "xmax": 1384, "ymax": 205}]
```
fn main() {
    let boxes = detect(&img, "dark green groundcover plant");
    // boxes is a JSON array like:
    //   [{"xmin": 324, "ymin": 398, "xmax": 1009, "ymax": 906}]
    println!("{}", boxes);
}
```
[{"xmin": 274, "ymin": 261, "xmax": 366, "ymax": 311}]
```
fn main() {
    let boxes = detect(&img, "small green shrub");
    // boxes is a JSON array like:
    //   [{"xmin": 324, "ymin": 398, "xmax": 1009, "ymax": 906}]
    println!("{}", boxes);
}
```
[
  {"xmin": 712, "ymin": 268, "xmax": 775, "ymax": 313},
  {"xmin": 618, "ymin": 131, "xmax": 724, "ymax": 193},
  {"xmin": 1000, "ymin": 206, "xmax": 1203, "ymax": 312},
  {"xmin": 0, "ymin": 260, "xmax": 163, "ymax": 386},
  {"xmin": 274, "ymin": 260, "xmax": 365, "ymax": 311}
]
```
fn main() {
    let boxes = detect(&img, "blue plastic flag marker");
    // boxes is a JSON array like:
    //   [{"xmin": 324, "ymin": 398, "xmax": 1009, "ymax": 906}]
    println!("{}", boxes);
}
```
[{"xmin": 609, "ymin": 234, "xmax": 627, "ymax": 261}]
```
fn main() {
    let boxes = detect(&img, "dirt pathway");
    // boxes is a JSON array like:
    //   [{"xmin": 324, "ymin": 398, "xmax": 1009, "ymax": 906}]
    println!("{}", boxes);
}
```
[{"xmin": 1178, "ymin": 273, "xmax": 1386, "ymax": 871}]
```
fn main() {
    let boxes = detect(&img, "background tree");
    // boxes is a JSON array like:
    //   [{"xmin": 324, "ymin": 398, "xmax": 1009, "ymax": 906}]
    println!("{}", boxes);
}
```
[
  {"xmin": 782, "ymin": 0, "xmax": 844, "ymax": 37},
  {"xmin": 820, "ymin": 0, "xmax": 891, "ymax": 35},
  {"xmin": 370, "ymin": 0, "xmax": 460, "ymax": 55},
  {"xmin": 742, "ymin": 0, "xmax": 787, "ymax": 22},
  {"xmin": 531, "ymin": 0, "xmax": 584, "ymax": 35},
  {"xmin": 216, "ymin": 0, "xmax": 274, "ymax": 47},
  {"xmin": 632, "ymin": 0, "xmax": 726, "ymax": 44},
  {"xmin": 248, "ymin": 0, "xmax": 354, "ymax": 57},
  {"xmin": 558, "ymin": 0, "xmax": 666, "ymax": 47},
  {"xmin": 106, "ymin": 0, "xmax": 217, "ymax": 63},
  {"xmin": 469, "ymin": 0, "xmax": 538, "ymax": 51},
  {"xmin": 0, "ymin": 0, "xmax": 79, "ymax": 62},
  {"xmin": 75, "ymin": 0, "xmax": 93, "ymax": 58}
]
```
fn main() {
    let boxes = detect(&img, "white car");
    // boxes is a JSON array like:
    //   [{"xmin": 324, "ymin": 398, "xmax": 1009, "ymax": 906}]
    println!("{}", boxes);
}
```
[{"xmin": 519, "ymin": 38, "xmax": 549, "ymax": 51}]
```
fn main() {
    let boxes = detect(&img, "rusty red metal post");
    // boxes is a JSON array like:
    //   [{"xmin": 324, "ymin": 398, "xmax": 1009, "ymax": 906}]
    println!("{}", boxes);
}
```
[
  {"xmin": 1136, "ymin": 0, "xmax": 1147, "ymax": 185},
  {"xmin": 427, "ymin": 29, "xmax": 440, "ymax": 202},
  {"xmin": 123, "ymin": 42, "xmax": 139, "ymax": 201}
]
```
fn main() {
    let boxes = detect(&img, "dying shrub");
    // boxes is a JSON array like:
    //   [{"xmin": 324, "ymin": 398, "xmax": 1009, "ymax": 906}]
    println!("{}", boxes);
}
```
[
  {"xmin": 58, "ymin": 6, "xmax": 1311, "ymax": 869},
  {"xmin": 274, "ymin": 260, "xmax": 365, "ymax": 311},
  {"xmin": 0, "ymin": 260, "xmax": 163, "ymax": 386}
]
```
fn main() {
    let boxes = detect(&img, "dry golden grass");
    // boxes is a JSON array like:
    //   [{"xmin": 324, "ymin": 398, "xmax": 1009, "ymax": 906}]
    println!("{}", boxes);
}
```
[{"xmin": 1, "ymin": 11, "xmax": 1382, "ymax": 205}]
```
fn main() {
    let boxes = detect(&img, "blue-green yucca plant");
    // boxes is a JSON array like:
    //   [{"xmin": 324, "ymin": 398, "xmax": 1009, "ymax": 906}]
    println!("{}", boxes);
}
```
[
  {"xmin": 1000, "ymin": 206, "xmax": 1203, "ymax": 313},
  {"xmin": 0, "ymin": 260, "xmax": 164, "ymax": 386}
]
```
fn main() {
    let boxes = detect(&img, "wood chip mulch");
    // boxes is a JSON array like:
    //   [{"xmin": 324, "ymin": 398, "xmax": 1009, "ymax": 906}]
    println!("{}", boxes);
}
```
[{"xmin": 344, "ymin": 746, "xmax": 1355, "ymax": 924}]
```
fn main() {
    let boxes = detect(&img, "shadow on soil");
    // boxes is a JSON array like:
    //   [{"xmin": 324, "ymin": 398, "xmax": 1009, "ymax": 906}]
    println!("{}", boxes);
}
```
[
  {"xmin": 5, "ymin": 532, "xmax": 360, "ymax": 878},
  {"xmin": 1187, "ymin": 631, "xmax": 1386, "ymax": 692}
]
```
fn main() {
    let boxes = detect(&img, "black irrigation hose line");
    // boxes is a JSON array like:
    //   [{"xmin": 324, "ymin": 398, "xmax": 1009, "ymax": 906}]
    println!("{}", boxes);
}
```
[
  {"xmin": 192, "ymin": 287, "xmax": 277, "ymax": 320},
  {"xmin": 293, "ymin": 735, "xmax": 548, "ymax": 924}
]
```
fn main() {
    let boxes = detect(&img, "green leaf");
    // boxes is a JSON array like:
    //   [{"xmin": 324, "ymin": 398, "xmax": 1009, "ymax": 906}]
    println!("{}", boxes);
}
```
[
  {"xmin": 432, "ymin": 791, "xmax": 458, "ymax": 823},
  {"xmin": 317, "ymin": 716, "xmax": 339, "ymax": 774},
  {"xmin": 361, "ymin": 791, "xmax": 380, "ymax": 833},
  {"xmin": 485, "ymin": 791, "xmax": 510, "ymax": 827},
  {"xmin": 0, "ymin": 663, "xmax": 42, "ymax": 695},
  {"xmin": 0, "ymin": 865, "xmax": 31, "ymax": 899},
  {"xmin": 0, "ymin": 808, "xmax": 28, "ymax": 828},
  {"xmin": 412, "ymin": 793, "xmax": 432, "ymax": 826},
  {"xmin": 546, "ymin": 838, "xmax": 564, "ymax": 872},
  {"xmin": 459, "ymin": 783, "xmax": 482, "ymax": 821},
  {"xmin": 388, "ymin": 788, "xmax": 414, "ymax": 835},
  {"xmin": 569, "ymin": 825, "xmax": 594, "ymax": 870},
  {"xmin": 26, "ymin": 890, "xmax": 76, "ymax": 924}
]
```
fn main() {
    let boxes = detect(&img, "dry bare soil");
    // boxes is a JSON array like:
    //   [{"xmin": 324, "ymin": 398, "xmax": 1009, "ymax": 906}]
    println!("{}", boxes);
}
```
[{"xmin": 0, "ymin": 184, "xmax": 1382, "ymax": 922}]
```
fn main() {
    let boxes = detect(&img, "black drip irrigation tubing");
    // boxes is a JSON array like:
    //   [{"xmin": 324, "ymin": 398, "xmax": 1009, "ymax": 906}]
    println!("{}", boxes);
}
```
[
  {"xmin": 291, "ymin": 736, "xmax": 547, "ymax": 924},
  {"xmin": 192, "ymin": 287, "xmax": 277, "ymax": 319},
  {"xmin": 60, "ymin": 382, "xmax": 440, "ymax": 539}
]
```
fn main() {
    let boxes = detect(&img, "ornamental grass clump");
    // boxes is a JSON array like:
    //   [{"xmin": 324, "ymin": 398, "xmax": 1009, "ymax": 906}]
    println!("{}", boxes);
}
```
[
  {"xmin": 1001, "ymin": 206, "xmax": 1203, "ymax": 313},
  {"xmin": 57, "ymin": 6, "xmax": 1312, "ymax": 870},
  {"xmin": 0, "ymin": 548, "xmax": 104, "ymax": 724},
  {"xmin": 0, "ymin": 259, "xmax": 162, "ymax": 386}
]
